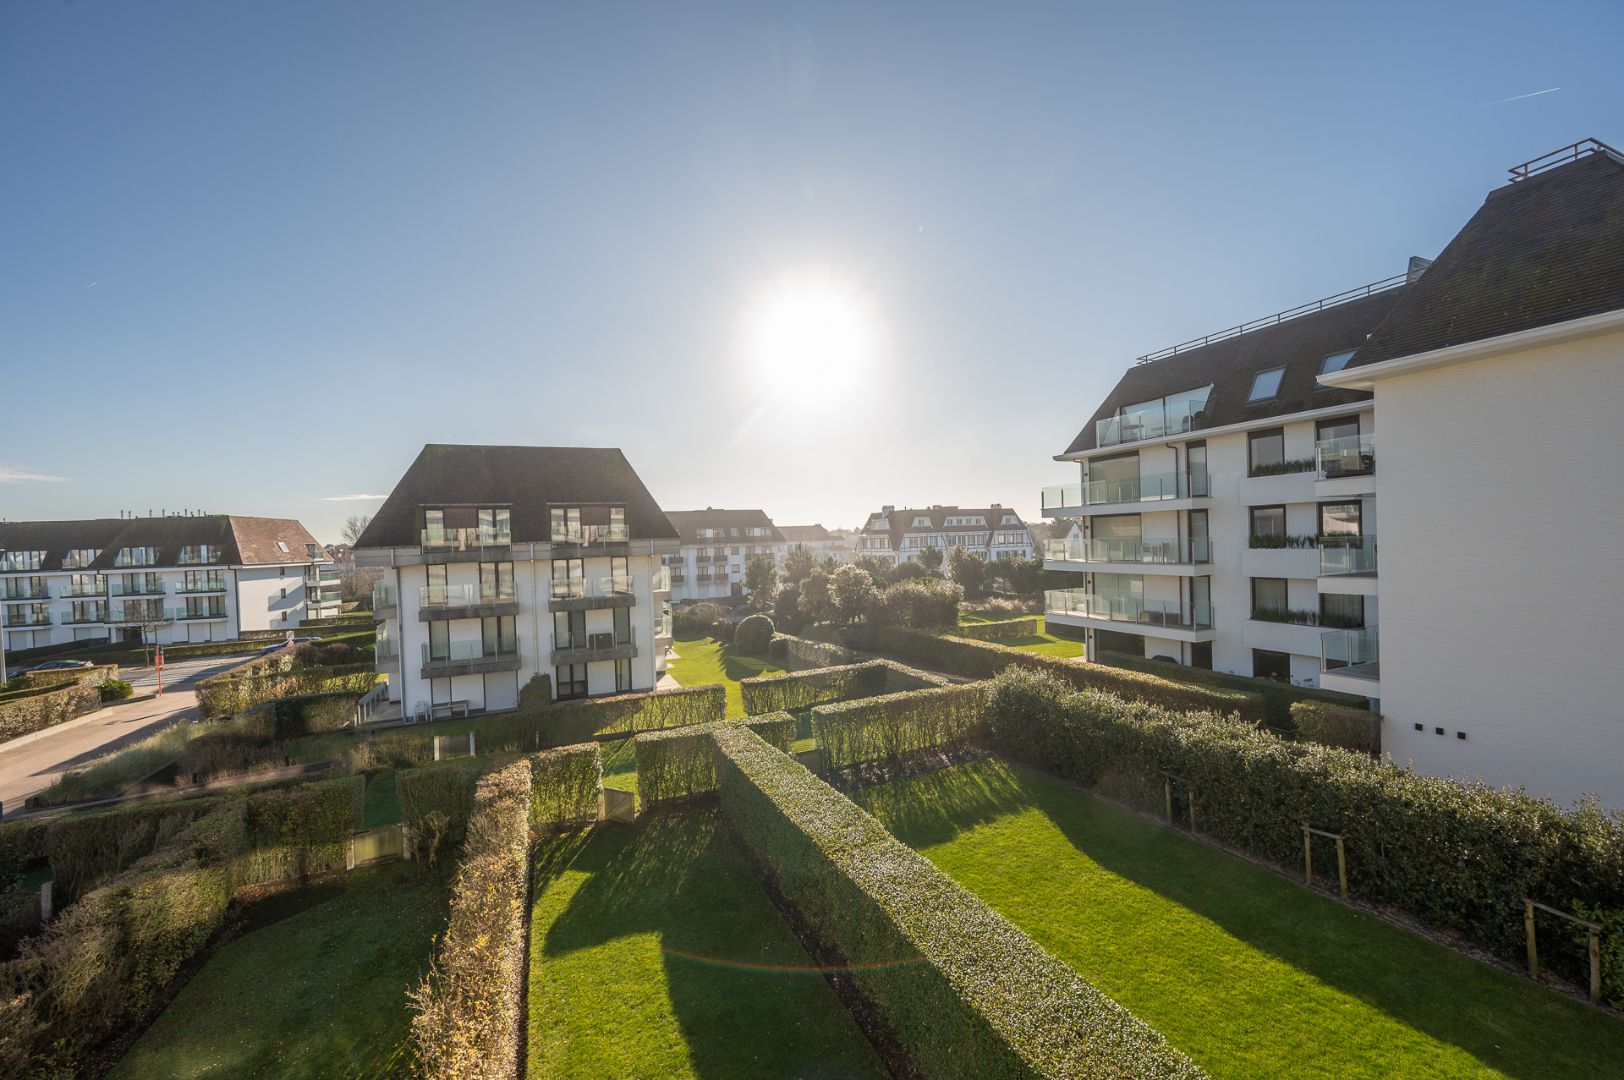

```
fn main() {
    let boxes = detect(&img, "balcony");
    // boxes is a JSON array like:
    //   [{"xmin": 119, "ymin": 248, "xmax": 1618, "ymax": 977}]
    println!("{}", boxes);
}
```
[
  {"xmin": 1316, "ymin": 434, "xmax": 1375, "ymax": 480},
  {"xmin": 550, "ymin": 523, "xmax": 631, "ymax": 551},
  {"xmin": 176, "ymin": 605, "xmax": 228, "ymax": 621},
  {"xmin": 417, "ymin": 582, "xmax": 520, "ymax": 621},
  {"xmin": 109, "ymin": 579, "xmax": 165, "ymax": 597},
  {"xmin": 650, "ymin": 565, "xmax": 671, "ymax": 593},
  {"xmin": 2, "ymin": 582, "xmax": 50, "ymax": 601},
  {"xmin": 1043, "ymin": 536, "xmax": 1212, "ymax": 572},
  {"xmin": 1041, "ymin": 468, "xmax": 1209, "ymax": 516},
  {"xmin": 1320, "ymin": 626, "xmax": 1380, "ymax": 696},
  {"xmin": 61, "ymin": 580, "xmax": 107, "ymax": 599},
  {"xmin": 1095, "ymin": 398, "xmax": 1205, "ymax": 449},
  {"xmin": 419, "ymin": 526, "xmax": 512, "ymax": 562},
  {"xmin": 0, "ymin": 555, "xmax": 43, "ymax": 573},
  {"xmin": 175, "ymin": 577, "xmax": 228, "ymax": 594},
  {"xmin": 552, "ymin": 626, "xmax": 638, "ymax": 665},
  {"xmin": 3, "ymin": 610, "xmax": 52, "ymax": 628},
  {"xmin": 373, "ymin": 584, "xmax": 398, "ymax": 618},
  {"xmin": 420, "ymin": 640, "xmax": 521, "ymax": 678},
  {"xmin": 1319, "ymin": 535, "xmax": 1376, "ymax": 577},
  {"xmin": 549, "ymin": 574, "xmax": 635, "ymax": 612},
  {"xmin": 177, "ymin": 547, "xmax": 222, "ymax": 566},
  {"xmin": 303, "ymin": 569, "xmax": 342, "ymax": 588},
  {"xmin": 113, "ymin": 553, "xmax": 157, "ymax": 569},
  {"xmin": 376, "ymin": 640, "xmax": 400, "ymax": 663},
  {"xmin": 1045, "ymin": 588, "xmax": 1216, "ymax": 637},
  {"xmin": 61, "ymin": 607, "xmax": 109, "ymax": 625}
]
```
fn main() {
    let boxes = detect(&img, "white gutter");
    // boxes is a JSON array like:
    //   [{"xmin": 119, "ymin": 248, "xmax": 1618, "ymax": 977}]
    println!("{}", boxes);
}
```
[{"xmin": 1318, "ymin": 307, "xmax": 1624, "ymax": 391}]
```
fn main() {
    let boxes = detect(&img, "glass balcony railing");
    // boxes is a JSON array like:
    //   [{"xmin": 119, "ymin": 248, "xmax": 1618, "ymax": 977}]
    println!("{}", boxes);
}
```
[
  {"xmin": 419, "ymin": 583, "xmax": 516, "ymax": 607},
  {"xmin": 2, "ymin": 582, "xmax": 50, "ymax": 600},
  {"xmin": 175, "ymin": 577, "xmax": 227, "ymax": 594},
  {"xmin": 420, "ymin": 526, "xmax": 512, "ymax": 552},
  {"xmin": 109, "ymin": 579, "xmax": 165, "ymax": 597},
  {"xmin": 2, "ymin": 610, "xmax": 52, "ymax": 628},
  {"xmin": 1316, "ymin": 434, "xmax": 1376, "ymax": 480},
  {"xmin": 421, "ymin": 640, "xmax": 519, "ymax": 666},
  {"xmin": 1319, "ymin": 534, "xmax": 1377, "ymax": 576},
  {"xmin": 177, "ymin": 605, "xmax": 228, "ymax": 620},
  {"xmin": 62, "ymin": 581, "xmax": 107, "ymax": 598},
  {"xmin": 1041, "ymin": 468, "xmax": 1209, "ymax": 512},
  {"xmin": 177, "ymin": 547, "xmax": 222, "ymax": 566},
  {"xmin": 1321, "ymin": 626, "xmax": 1379, "ymax": 676},
  {"xmin": 61, "ymin": 607, "xmax": 109, "ymax": 625},
  {"xmin": 650, "ymin": 565, "xmax": 670, "ymax": 592},
  {"xmin": 551, "ymin": 523, "xmax": 631, "ymax": 546},
  {"xmin": 303, "ymin": 569, "xmax": 341, "ymax": 587},
  {"xmin": 0, "ymin": 556, "xmax": 43, "ymax": 573},
  {"xmin": 376, "ymin": 640, "xmax": 399, "ymax": 662},
  {"xmin": 373, "ymin": 584, "xmax": 398, "ymax": 610},
  {"xmin": 550, "ymin": 574, "xmax": 633, "ymax": 601},
  {"xmin": 1096, "ymin": 399, "xmax": 1205, "ymax": 448},
  {"xmin": 1043, "ymin": 536, "xmax": 1212, "ymax": 565},
  {"xmin": 555, "ymin": 626, "xmax": 637, "ymax": 653},
  {"xmin": 1045, "ymin": 588, "xmax": 1215, "ymax": 631}
]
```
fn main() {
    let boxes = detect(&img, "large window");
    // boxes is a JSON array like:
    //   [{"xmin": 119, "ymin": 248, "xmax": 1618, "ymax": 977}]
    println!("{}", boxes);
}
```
[
  {"xmin": 554, "ymin": 610, "xmax": 586, "ymax": 650},
  {"xmin": 480, "ymin": 561, "xmax": 515, "ymax": 601},
  {"xmin": 613, "ymin": 606, "xmax": 632, "ymax": 645},
  {"xmin": 1251, "ymin": 577, "xmax": 1288, "ymax": 618},
  {"xmin": 1249, "ymin": 505, "xmax": 1286, "ymax": 541},
  {"xmin": 615, "ymin": 658, "xmax": 633, "ymax": 693},
  {"xmin": 482, "ymin": 615, "xmax": 517, "ymax": 656},
  {"xmin": 555, "ymin": 664, "xmax": 588, "ymax": 700},
  {"xmin": 1247, "ymin": 428, "xmax": 1285, "ymax": 475},
  {"xmin": 550, "ymin": 507, "xmax": 581, "ymax": 543},
  {"xmin": 1247, "ymin": 367, "xmax": 1285, "ymax": 402},
  {"xmin": 1319, "ymin": 502, "xmax": 1362, "ymax": 536},
  {"xmin": 1252, "ymin": 649, "xmax": 1292, "ymax": 683},
  {"xmin": 1320, "ymin": 593, "xmax": 1365, "ymax": 629},
  {"xmin": 551, "ymin": 558, "xmax": 584, "ymax": 599}
]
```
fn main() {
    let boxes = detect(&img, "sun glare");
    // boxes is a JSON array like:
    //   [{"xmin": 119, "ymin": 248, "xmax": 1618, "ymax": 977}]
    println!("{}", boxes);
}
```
[{"xmin": 745, "ymin": 272, "xmax": 877, "ymax": 402}]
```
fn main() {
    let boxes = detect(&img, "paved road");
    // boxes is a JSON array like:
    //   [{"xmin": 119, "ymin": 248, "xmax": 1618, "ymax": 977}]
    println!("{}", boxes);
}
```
[{"xmin": 0, "ymin": 655, "xmax": 254, "ymax": 818}]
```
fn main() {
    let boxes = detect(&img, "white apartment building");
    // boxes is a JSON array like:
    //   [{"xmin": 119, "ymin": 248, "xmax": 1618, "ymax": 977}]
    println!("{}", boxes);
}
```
[
  {"xmin": 778, "ymin": 524, "xmax": 851, "ymax": 564},
  {"xmin": 0, "ymin": 515, "xmax": 337, "ymax": 657},
  {"xmin": 857, "ymin": 504, "xmax": 1036, "ymax": 566},
  {"xmin": 663, "ymin": 509, "xmax": 785, "ymax": 603},
  {"xmin": 356, "ymin": 445, "xmax": 677, "ymax": 718},
  {"xmin": 1045, "ymin": 138, "xmax": 1624, "ymax": 808}
]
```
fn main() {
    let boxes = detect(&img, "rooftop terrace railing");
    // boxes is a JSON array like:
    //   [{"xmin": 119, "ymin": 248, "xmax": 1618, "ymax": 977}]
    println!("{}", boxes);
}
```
[{"xmin": 1508, "ymin": 138, "xmax": 1622, "ymax": 181}]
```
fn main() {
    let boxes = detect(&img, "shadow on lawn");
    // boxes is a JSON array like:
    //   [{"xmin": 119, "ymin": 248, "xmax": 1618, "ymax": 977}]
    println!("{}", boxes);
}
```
[
  {"xmin": 537, "ymin": 812, "xmax": 880, "ymax": 1079},
  {"xmin": 885, "ymin": 760, "xmax": 1624, "ymax": 1079}
]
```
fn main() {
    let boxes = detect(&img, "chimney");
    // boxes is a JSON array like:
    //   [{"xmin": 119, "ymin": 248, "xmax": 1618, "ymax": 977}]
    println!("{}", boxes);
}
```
[
  {"xmin": 1406, "ymin": 255, "xmax": 1433, "ymax": 284},
  {"xmin": 881, "ymin": 505, "xmax": 894, "ymax": 514}
]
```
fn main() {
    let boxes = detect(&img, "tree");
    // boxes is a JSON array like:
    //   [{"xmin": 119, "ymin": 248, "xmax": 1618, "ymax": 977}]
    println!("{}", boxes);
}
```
[
  {"xmin": 744, "ymin": 555, "xmax": 778, "ymax": 603},
  {"xmin": 852, "ymin": 554, "xmax": 891, "ymax": 588},
  {"xmin": 772, "ymin": 583, "xmax": 804, "ymax": 632},
  {"xmin": 782, "ymin": 545, "xmax": 817, "ymax": 586},
  {"xmin": 800, "ymin": 570, "xmax": 832, "ymax": 624},
  {"xmin": 341, "ymin": 515, "xmax": 372, "ymax": 545},
  {"xmin": 109, "ymin": 598, "xmax": 173, "ymax": 668},
  {"xmin": 918, "ymin": 546, "xmax": 944, "ymax": 573},
  {"xmin": 829, "ymin": 564, "xmax": 878, "ymax": 624},
  {"xmin": 947, "ymin": 546, "xmax": 987, "ymax": 594}
]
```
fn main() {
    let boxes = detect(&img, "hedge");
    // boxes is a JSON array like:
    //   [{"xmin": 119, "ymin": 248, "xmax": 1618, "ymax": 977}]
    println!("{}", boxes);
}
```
[
  {"xmin": 196, "ymin": 652, "xmax": 377, "ymax": 719},
  {"xmin": 738, "ymin": 657, "xmax": 946, "ymax": 717},
  {"xmin": 46, "ymin": 796, "xmax": 226, "ymax": 905},
  {"xmin": 956, "ymin": 617, "xmax": 1041, "ymax": 643},
  {"xmin": 239, "ymin": 774, "xmax": 366, "ymax": 885},
  {"xmin": 0, "ymin": 821, "xmax": 47, "ymax": 892},
  {"xmin": 397, "ymin": 761, "xmax": 483, "ymax": 866},
  {"xmin": 539, "ymin": 683, "xmax": 726, "ymax": 744},
  {"xmin": 711, "ymin": 724, "xmax": 1201, "ymax": 1078},
  {"xmin": 1100, "ymin": 650, "xmax": 1368, "ymax": 728},
  {"xmin": 0, "ymin": 679, "xmax": 102, "ymax": 742},
  {"xmin": 812, "ymin": 683, "xmax": 988, "ymax": 770},
  {"xmin": 768, "ymin": 633, "xmax": 862, "ymax": 670},
  {"xmin": 530, "ymin": 742, "xmax": 603, "ymax": 829},
  {"xmin": 981, "ymin": 666, "xmax": 1624, "ymax": 1007},
  {"xmin": 1, "ymin": 663, "xmax": 120, "ymax": 697},
  {"xmin": 0, "ymin": 800, "xmax": 247, "ymax": 1075},
  {"xmin": 411, "ymin": 759, "xmax": 532, "ymax": 1079},
  {"xmin": 858, "ymin": 625, "xmax": 1261, "ymax": 723},
  {"xmin": 734, "ymin": 613, "xmax": 775, "ymax": 655},
  {"xmin": 634, "ymin": 715, "xmax": 796, "ymax": 806},
  {"xmin": 1291, "ymin": 701, "xmax": 1381, "ymax": 754}
]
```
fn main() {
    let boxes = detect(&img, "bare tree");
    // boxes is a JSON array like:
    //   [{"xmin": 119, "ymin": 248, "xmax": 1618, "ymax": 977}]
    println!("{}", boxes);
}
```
[
  {"xmin": 341, "ymin": 514, "xmax": 372, "ymax": 546},
  {"xmin": 109, "ymin": 598, "xmax": 173, "ymax": 668}
]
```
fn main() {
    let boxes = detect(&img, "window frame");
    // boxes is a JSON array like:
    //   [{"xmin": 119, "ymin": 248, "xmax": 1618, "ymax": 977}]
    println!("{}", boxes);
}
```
[{"xmin": 1247, "ymin": 366, "xmax": 1286, "ymax": 403}]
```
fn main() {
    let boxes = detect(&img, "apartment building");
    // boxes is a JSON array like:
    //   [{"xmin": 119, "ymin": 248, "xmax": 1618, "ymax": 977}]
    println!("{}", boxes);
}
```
[
  {"xmin": 662, "ymin": 509, "xmax": 785, "ymax": 603},
  {"xmin": 355, "ymin": 445, "xmax": 677, "ymax": 718},
  {"xmin": 1044, "ymin": 138, "xmax": 1624, "ymax": 807},
  {"xmin": 857, "ymin": 505, "xmax": 1036, "ymax": 566},
  {"xmin": 778, "ymin": 523, "xmax": 851, "ymax": 563},
  {"xmin": 0, "ymin": 514, "xmax": 336, "ymax": 655}
]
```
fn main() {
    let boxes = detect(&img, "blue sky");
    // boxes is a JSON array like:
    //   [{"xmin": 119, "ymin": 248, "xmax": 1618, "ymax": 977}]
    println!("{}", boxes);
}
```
[{"xmin": 3, "ymin": 1, "xmax": 1619, "ymax": 543}]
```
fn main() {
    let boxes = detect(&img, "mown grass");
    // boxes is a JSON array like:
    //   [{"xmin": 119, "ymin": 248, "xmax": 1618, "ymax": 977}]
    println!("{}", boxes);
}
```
[
  {"xmin": 113, "ymin": 862, "xmax": 449, "ymax": 1079},
  {"xmin": 958, "ymin": 614, "xmax": 1084, "ymax": 658},
  {"xmin": 665, "ymin": 633, "xmax": 785, "ymax": 718},
  {"xmin": 361, "ymin": 769, "xmax": 401, "ymax": 827},
  {"xmin": 853, "ymin": 758, "xmax": 1624, "ymax": 1079},
  {"xmin": 527, "ymin": 812, "xmax": 885, "ymax": 1079}
]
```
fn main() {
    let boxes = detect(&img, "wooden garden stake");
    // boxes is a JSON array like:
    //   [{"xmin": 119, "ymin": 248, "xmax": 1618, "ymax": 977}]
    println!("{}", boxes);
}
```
[
  {"xmin": 1525, "ymin": 899, "xmax": 1540, "ymax": 979},
  {"xmin": 1523, "ymin": 898, "xmax": 1604, "ymax": 1003},
  {"xmin": 1164, "ymin": 779, "xmax": 1173, "ymax": 826}
]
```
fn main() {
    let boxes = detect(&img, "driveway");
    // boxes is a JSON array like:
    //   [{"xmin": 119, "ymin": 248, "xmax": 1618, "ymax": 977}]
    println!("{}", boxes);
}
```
[{"xmin": 0, "ymin": 654, "xmax": 254, "ymax": 818}]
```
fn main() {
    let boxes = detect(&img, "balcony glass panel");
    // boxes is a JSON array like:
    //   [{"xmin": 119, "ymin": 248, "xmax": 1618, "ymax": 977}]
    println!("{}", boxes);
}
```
[
  {"xmin": 1043, "ymin": 536, "xmax": 1212, "ymax": 564},
  {"xmin": 1321, "ymin": 626, "xmax": 1379, "ymax": 675},
  {"xmin": 1095, "ymin": 388, "xmax": 1212, "ymax": 448},
  {"xmin": 1316, "ymin": 434, "xmax": 1376, "ymax": 480},
  {"xmin": 421, "ymin": 639, "xmax": 518, "ymax": 665},
  {"xmin": 1045, "ymin": 588, "xmax": 1214, "ymax": 630},
  {"xmin": 420, "ymin": 525, "xmax": 512, "ymax": 551},
  {"xmin": 1319, "ymin": 534, "xmax": 1377, "ymax": 576},
  {"xmin": 373, "ymin": 584, "xmax": 397, "ymax": 609}
]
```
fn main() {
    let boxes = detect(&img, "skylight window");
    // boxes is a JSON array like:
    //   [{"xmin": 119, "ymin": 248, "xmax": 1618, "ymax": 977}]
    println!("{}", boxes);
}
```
[
  {"xmin": 1248, "ymin": 367, "xmax": 1285, "ymax": 402},
  {"xmin": 1320, "ymin": 349, "xmax": 1355, "ymax": 375},
  {"xmin": 276, "ymin": 541, "xmax": 290, "ymax": 554}
]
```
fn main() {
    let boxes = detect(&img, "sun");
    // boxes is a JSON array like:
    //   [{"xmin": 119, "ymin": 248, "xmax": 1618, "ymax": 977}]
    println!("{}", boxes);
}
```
[{"xmin": 744, "ymin": 272, "xmax": 877, "ymax": 402}]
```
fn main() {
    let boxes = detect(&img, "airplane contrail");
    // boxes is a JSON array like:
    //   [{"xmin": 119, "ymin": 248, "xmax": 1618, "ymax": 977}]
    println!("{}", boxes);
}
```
[{"xmin": 1483, "ymin": 87, "xmax": 1560, "ymax": 106}]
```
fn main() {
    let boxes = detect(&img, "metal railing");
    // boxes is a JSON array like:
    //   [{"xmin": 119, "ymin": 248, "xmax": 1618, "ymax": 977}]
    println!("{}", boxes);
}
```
[
  {"xmin": 2, "ymin": 582, "xmax": 50, "ymax": 600},
  {"xmin": 2, "ymin": 610, "xmax": 52, "ymax": 628},
  {"xmin": 1508, "ymin": 138, "xmax": 1621, "ymax": 181},
  {"xmin": 1321, "ymin": 626, "xmax": 1379, "ymax": 675},
  {"xmin": 419, "ymin": 582, "xmax": 516, "ymax": 607},
  {"xmin": 61, "ymin": 580, "xmax": 107, "ymax": 598},
  {"xmin": 175, "ymin": 577, "xmax": 227, "ymax": 593},
  {"xmin": 555, "ymin": 626, "xmax": 637, "ymax": 653},
  {"xmin": 421, "ymin": 640, "xmax": 520, "ymax": 666},
  {"xmin": 550, "ymin": 523, "xmax": 630, "ymax": 545},
  {"xmin": 420, "ymin": 526, "xmax": 512, "ymax": 552},
  {"xmin": 109, "ymin": 579, "xmax": 165, "ymax": 597},
  {"xmin": 1316, "ymin": 434, "xmax": 1375, "ymax": 480},
  {"xmin": 1134, "ymin": 274, "xmax": 1408, "ymax": 364},
  {"xmin": 1319, "ymin": 534, "xmax": 1377, "ymax": 576},
  {"xmin": 1045, "ymin": 588, "xmax": 1215, "ymax": 631},
  {"xmin": 1042, "ymin": 467, "xmax": 1209, "ymax": 511},
  {"xmin": 1043, "ymin": 536, "xmax": 1212, "ymax": 565},
  {"xmin": 1096, "ymin": 400, "xmax": 1206, "ymax": 448},
  {"xmin": 550, "ymin": 574, "xmax": 633, "ymax": 601}
]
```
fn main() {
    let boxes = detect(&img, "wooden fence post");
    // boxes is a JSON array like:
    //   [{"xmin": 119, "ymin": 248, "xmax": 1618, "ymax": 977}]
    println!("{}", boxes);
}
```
[
  {"xmin": 1590, "ymin": 926, "xmax": 1602, "ymax": 1004},
  {"xmin": 1164, "ymin": 779, "xmax": 1173, "ymax": 826},
  {"xmin": 1335, "ymin": 836, "xmax": 1348, "ymax": 899},
  {"xmin": 1525, "ymin": 899, "xmax": 1539, "ymax": 980},
  {"xmin": 1302, "ymin": 825, "xmax": 1313, "ymax": 886}
]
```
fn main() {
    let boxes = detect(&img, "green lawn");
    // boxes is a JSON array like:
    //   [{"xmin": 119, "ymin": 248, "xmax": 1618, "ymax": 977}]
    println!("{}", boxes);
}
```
[
  {"xmin": 113, "ymin": 862, "xmax": 449, "ymax": 1079},
  {"xmin": 665, "ymin": 633, "xmax": 786, "ymax": 718},
  {"xmin": 527, "ymin": 812, "xmax": 885, "ymax": 1079},
  {"xmin": 958, "ymin": 615, "xmax": 1084, "ymax": 657},
  {"xmin": 362, "ymin": 769, "xmax": 401, "ymax": 827},
  {"xmin": 852, "ymin": 759, "xmax": 1624, "ymax": 1079}
]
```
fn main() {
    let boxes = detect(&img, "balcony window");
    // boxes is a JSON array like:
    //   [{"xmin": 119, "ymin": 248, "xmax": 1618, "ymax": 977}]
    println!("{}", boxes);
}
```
[
  {"xmin": 482, "ymin": 615, "xmax": 518, "ymax": 656},
  {"xmin": 3, "ymin": 577, "xmax": 48, "ymax": 600},
  {"xmin": 1097, "ymin": 385, "xmax": 1213, "ymax": 447},
  {"xmin": 556, "ymin": 663, "xmax": 588, "ymax": 700},
  {"xmin": 1252, "ymin": 648, "xmax": 1292, "ymax": 682},
  {"xmin": 1320, "ymin": 593, "xmax": 1365, "ymax": 629},
  {"xmin": 615, "ymin": 657, "xmax": 633, "ymax": 693},
  {"xmin": 179, "ymin": 544, "xmax": 222, "ymax": 565},
  {"xmin": 114, "ymin": 547, "xmax": 157, "ymax": 568},
  {"xmin": 551, "ymin": 558, "xmax": 585, "ymax": 599},
  {"xmin": 62, "ymin": 548, "xmax": 99, "ymax": 569},
  {"xmin": 1319, "ymin": 501, "xmax": 1362, "ymax": 536},
  {"xmin": 613, "ymin": 606, "xmax": 632, "ymax": 645},
  {"xmin": 1320, "ymin": 349, "xmax": 1355, "ymax": 375},
  {"xmin": 554, "ymin": 609, "xmax": 586, "ymax": 650},
  {"xmin": 1247, "ymin": 367, "xmax": 1285, "ymax": 403},
  {"xmin": 1250, "ymin": 577, "xmax": 1288, "ymax": 619},
  {"xmin": 1249, "ymin": 506, "xmax": 1286, "ymax": 542},
  {"xmin": 1, "ymin": 551, "xmax": 44, "ymax": 573},
  {"xmin": 480, "ymin": 561, "xmax": 516, "ymax": 602},
  {"xmin": 1248, "ymin": 429, "xmax": 1285, "ymax": 475}
]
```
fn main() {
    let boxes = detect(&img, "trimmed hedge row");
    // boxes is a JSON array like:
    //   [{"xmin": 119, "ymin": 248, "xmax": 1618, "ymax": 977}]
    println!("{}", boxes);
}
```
[
  {"xmin": 0, "ymin": 679, "xmax": 102, "ymax": 743},
  {"xmin": 0, "ymin": 800, "xmax": 247, "ymax": 1076},
  {"xmin": 411, "ymin": 759, "xmax": 533, "ymax": 1079},
  {"xmin": 740, "ymin": 661, "xmax": 891, "ymax": 715},
  {"xmin": 981, "ymin": 667, "xmax": 1624, "ymax": 1006},
  {"xmin": 955, "ymin": 617, "xmax": 1041, "ymax": 643},
  {"xmin": 1290, "ymin": 701, "xmax": 1381, "ymax": 754},
  {"xmin": 768, "ymin": 633, "xmax": 861, "ymax": 670},
  {"xmin": 858, "ymin": 625, "xmax": 1262, "ymax": 723},
  {"xmin": 711, "ymin": 724, "xmax": 1202, "ymax": 1078},
  {"xmin": 1100, "ymin": 651, "xmax": 1368, "ymax": 728},
  {"xmin": 196, "ymin": 652, "xmax": 376, "ymax": 719},
  {"xmin": 0, "ymin": 663, "xmax": 120, "ymax": 697},
  {"xmin": 398, "ymin": 761, "xmax": 483, "ymax": 866},
  {"xmin": 635, "ymin": 715, "xmax": 797, "ymax": 806},
  {"xmin": 540, "ymin": 683, "xmax": 726, "ymax": 744},
  {"xmin": 46, "ymin": 796, "xmax": 226, "ymax": 905},
  {"xmin": 812, "ymin": 683, "xmax": 988, "ymax": 770},
  {"xmin": 238, "ymin": 774, "xmax": 366, "ymax": 885},
  {"xmin": 530, "ymin": 743, "xmax": 603, "ymax": 829}
]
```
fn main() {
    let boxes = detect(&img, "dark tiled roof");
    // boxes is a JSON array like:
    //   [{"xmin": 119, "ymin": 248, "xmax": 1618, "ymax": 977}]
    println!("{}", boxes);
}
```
[
  {"xmin": 355, "ymin": 445, "xmax": 678, "ymax": 548},
  {"xmin": 1060, "ymin": 289, "xmax": 1401, "ymax": 456},
  {"xmin": 860, "ymin": 506, "xmax": 1027, "ymax": 549},
  {"xmin": 664, "ymin": 509, "xmax": 784, "ymax": 545},
  {"xmin": 778, "ymin": 524, "xmax": 834, "ymax": 542},
  {"xmin": 0, "ymin": 516, "xmax": 324, "ymax": 571},
  {"xmin": 1351, "ymin": 150, "xmax": 1624, "ymax": 367}
]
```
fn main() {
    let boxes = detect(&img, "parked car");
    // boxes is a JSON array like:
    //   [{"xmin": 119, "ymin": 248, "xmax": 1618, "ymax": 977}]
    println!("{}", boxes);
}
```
[{"xmin": 25, "ymin": 659, "xmax": 96, "ymax": 673}]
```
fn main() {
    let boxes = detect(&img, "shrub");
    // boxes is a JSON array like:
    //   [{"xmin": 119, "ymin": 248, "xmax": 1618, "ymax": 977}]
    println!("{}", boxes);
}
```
[
  {"xmin": 0, "ymin": 680, "xmax": 101, "ymax": 742},
  {"xmin": 635, "ymin": 715, "xmax": 796, "ymax": 806},
  {"xmin": 740, "ymin": 660, "xmax": 889, "ymax": 715},
  {"xmin": 865, "ymin": 578, "xmax": 963, "ymax": 630},
  {"xmin": 1100, "ymin": 651, "xmax": 1367, "ymax": 729},
  {"xmin": 195, "ymin": 652, "xmax": 376, "ymax": 719},
  {"xmin": 813, "ymin": 683, "xmax": 987, "ymax": 770},
  {"xmin": 411, "ymin": 760, "xmax": 532, "ymax": 1079},
  {"xmin": 858, "ymin": 625, "xmax": 1261, "ymax": 722},
  {"xmin": 980, "ymin": 666, "xmax": 1624, "ymax": 1006},
  {"xmin": 0, "ymin": 821, "xmax": 47, "ymax": 891},
  {"xmin": 46, "ymin": 797, "xmax": 223, "ymax": 905},
  {"xmin": 711, "ymin": 724, "xmax": 1200, "ymax": 1078},
  {"xmin": 98, "ymin": 678, "xmax": 134, "ymax": 702},
  {"xmin": 397, "ymin": 761, "xmax": 483, "ymax": 866},
  {"xmin": 734, "ymin": 613, "xmax": 775, "ymax": 655},
  {"xmin": 241, "ymin": 774, "xmax": 365, "ymax": 884},
  {"xmin": 769, "ymin": 633, "xmax": 860, "ymax": 670},
  {"xmin": 1291, "ymin": 701, "xmax": 1381, "ymax": 754},
  {"xmin": 955, "ymin": 617, "xmax": 1041, "ymax": 643},
  {"xmin": 674, "ymin": 602, "xmax": 729, "ymax": 638},
  {"xmin": 530, "ymin": 743, "xmax": 602, "ymax": 829},
  {"xmin": 541, "ymin": 683, "xmax": 725, "ymax": 744}
]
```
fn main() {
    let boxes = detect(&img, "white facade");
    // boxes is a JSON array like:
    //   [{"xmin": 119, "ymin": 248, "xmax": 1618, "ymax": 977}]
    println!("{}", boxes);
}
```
[
  {"xmin": 666, "ymin": 536, "xmax": 785, "ymax": 603},
  {"xmin": 858, "ymin": 505, "xmax": 1037, "ymax": 567}
]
